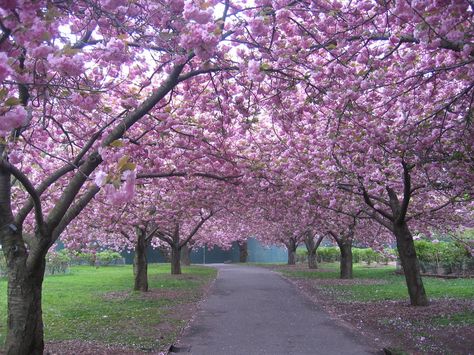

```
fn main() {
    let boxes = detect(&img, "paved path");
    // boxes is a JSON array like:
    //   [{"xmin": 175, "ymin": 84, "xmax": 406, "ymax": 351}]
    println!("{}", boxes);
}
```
[{"xmin": 177, "ymin": 264, "xmax": 376, "ymax": 355}]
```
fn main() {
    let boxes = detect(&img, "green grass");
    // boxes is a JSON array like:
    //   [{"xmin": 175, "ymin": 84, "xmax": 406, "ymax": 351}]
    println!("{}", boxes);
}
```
[
  {"xmin": 0, "ymin": 264, "xmax": 216, "ymax": 350},
  {"xmin": 432, "ymin": 311, "xmax": 474, "ymax": 327},
  {"xmin": 280, "ymin": 263, "xmax": 474, "ymax": 302}
]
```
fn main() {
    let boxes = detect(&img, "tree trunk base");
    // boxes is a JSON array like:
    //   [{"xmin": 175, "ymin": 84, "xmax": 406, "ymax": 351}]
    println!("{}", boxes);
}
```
[{"xmin": 5, "ymin": 257, "xmax": 45, "ymax": 355}]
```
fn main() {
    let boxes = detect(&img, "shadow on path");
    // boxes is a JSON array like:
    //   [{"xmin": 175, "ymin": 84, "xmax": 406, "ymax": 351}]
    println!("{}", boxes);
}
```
[{"xmin": 175, "ymin": 264, "xmax": 377, "ymax": 355}]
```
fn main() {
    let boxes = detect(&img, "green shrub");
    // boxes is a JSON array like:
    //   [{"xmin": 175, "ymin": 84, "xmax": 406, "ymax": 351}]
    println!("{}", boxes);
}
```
[
  {"xmin": 414, "ymin": 239, "xmax": 471, "ymax": 274},
  {"xmin": 296, "ymin": 249, "xmax": 308, "ymax": 263},
  {"xmin": 68, "ymin": 250, "xmax": 124, "ymax": 266},
  {"xmin": 70, "ymin": 251, "xmax": 96, "ymax": 266},
  {"xmin": 317, "ymin": 246, "xmax": 395, "ymax": 265},
  {"xmin": 352, "ymin": 248, "xmax": 362, "ymax": 263},
  {"xmin": 46, "ymin": 250, "xmax": 71, "ymax": 275},
  {"xmin": 318, "ymin": 247, "xmax": 340, "ymax": 262},
  {"xmin": 96, "ymin": 250, "xmax": 123, "ymax": 265},
  {"xmin": 2, "ymin": 249, "xmax": 71, "ymax": 277},
  {"xmin": 360, "ymin": 248, "xmax": 378, "ymax": 265}
]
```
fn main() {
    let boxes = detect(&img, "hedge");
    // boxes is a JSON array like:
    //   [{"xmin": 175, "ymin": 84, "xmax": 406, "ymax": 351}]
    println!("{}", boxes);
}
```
[
  {"xmin": 1, "ymin": 249, "xmax": 124, "ymax": 278},
  {"xmin": 297, "ymin": 246, "xmax": 396, "ymax": 264}
]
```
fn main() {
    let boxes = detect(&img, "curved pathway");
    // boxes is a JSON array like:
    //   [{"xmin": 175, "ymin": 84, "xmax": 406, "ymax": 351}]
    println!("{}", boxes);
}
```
[{"xmin": 176, "ymin": 264, "xmax": 376, "ymax": 355}]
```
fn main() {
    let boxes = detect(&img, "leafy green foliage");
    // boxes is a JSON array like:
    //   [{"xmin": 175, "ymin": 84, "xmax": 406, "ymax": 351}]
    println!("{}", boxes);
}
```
[
  {"xmin": 69, "ymin": 250, "xmax": 124, "ymax": 266},
  {"xmin": 414, "ymin": 240, "xmax": 471, "ymax": 274},
  {"xmin": 46, "ymin": 250, "xmax": 71, "ymax": 275},
  {"xmin": 312, "ymin": 247, "xmax": 396, "ymax": 264}
]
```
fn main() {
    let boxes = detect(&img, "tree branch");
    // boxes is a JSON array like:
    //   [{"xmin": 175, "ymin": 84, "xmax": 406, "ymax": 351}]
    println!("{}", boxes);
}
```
[
  {"xmin": 398, "ymin": 161, "xmax": 412, "ymax": 224},
  {"xmin": 0, "ymin": 159, "xmax": 44, "ymax": 229},
  {"xmin": 179, "ymin": 211, "xmax": 214, "ymax": 248}
]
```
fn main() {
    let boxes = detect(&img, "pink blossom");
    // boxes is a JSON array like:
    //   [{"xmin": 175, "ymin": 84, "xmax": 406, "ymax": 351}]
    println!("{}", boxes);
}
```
[
  {"xmin": 103, "ymin": 170, "xmax": 136, "ymax": 205},
  {"xmin": 0, "ymin": 0, "xmax": 17, "ymax": 9},
  {"xmin": 0, "ymin": 106, "xmax": 28, "ymax": 133},
  {"xmin": 94, "ymin": 170, "xmax": 108, "ymax": 187},
  {"xmin": 8, "ymin": 150, "xmax": 22, "ymax": 164},
  {"xmin": 0, "ymin": 53, "xmax": 11, "ymax": 82},
  {"xmin": 248, "ymin": 60, "xmax": 264, "ymax": 82},
  {"xmin": 31, "ymin": 45, "xmax": 54, "ymax": 59},
  {"xmin": 47, "ymin": 54, "xmax": 84, "ymax": 76},
  {"xmin": 101, "ymin": 0, "xmax": 128, "ymax": 11},
  {"xmin": 183, "ymin": 1, "xmax": 212, "ymax": 24}
]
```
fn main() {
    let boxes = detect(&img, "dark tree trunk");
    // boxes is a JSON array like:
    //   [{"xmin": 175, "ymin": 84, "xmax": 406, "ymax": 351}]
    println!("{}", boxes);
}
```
[
  {"xmin": 307, "ymin": 250, "xmax": 317, "ymax": 269},
  {"xmin": 239, "ymin": 241, "xmax": 248, "ymax": 263},
  {"xmin": 338, "ymin": 240, "xmax": 353, "ymax": 279},
  {"xmin": 5, "ymin": 252, "xmax": 46, "ymax": 355},
  {"xmin": 394, "ymin": 222, "xmax": 428, "ymax": 306},
  {"xmin": 287, "ymin": 239, "xmax": 297, "ymax": 265},
  {"xmin": 181, "ymin": 244, "xmax": 192, "ymax": 266},
  {"xmin": 171, "ymin": 246, "xmax": 182, "ymax": 275},
  {"xmin": 133, "ymin": 231, "xmax": 148, "ymax": 292}
]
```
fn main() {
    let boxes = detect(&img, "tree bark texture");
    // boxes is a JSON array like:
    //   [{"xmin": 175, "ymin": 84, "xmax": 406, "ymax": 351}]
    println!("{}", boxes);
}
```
[
  {"xmin": 394, "ymin": 222, "xmax": 428, "ymax": 306},
  {"xmin": 287, "ymin": 239, "xmax": 297, "ymax": 265},
  {"xmin": 181, "ymin": 244, "xmax": 192, "ymax": 266},
  {"xmin": 304, "ymin": 234, "xmax": 323, "ymax": 270},
  {"xmin": 338, "ymin": 240, "xmax": 353, "ymax": 279},
  {"xmin": 4, "ymin": 249, "xmax": 46, "ymax": 355},
  {"xmin": 171, "ymin": 246, "xmax": 182, "ymax": 275},
  {"xmin": 133, "ymin": 231, "xmax": 149, "ymax": 292},
  {"xmin": 239, "ymin": 241, "xmax": 248, "ymax": 263},
  {"xmin": 307, "ymin": 250, "xmax": 317, "ymax": 269}
]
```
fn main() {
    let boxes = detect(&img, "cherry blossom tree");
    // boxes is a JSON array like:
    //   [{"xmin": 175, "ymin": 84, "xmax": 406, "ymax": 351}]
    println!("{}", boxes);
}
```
[
  {"xmin": 1, "ymin": 2, "xmax": 473, "ymax": 353},
  {"xmin": 0, "ymin": 0, "xmax": 255, "ymax": 352},
  {"xmin": 240, "ymin": 0, "xmax": 473, "ymax": 305}
]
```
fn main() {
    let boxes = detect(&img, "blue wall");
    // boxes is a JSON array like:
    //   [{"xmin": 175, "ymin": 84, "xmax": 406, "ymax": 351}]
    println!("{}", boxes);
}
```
[
  {"xmin": 247, "ymin": 238, "xmax": 288, "ymax": 263},
  {"xmin": 190, "ymin": 244, "xmax": 237, "ymax": 264},
  {"xmin": 122, "ymin": 237, "xmax": 287, "ymax": 264}
]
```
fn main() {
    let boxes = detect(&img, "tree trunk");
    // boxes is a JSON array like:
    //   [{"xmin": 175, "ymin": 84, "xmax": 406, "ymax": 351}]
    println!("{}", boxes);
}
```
[
  {"xmin": 5, "ymin": 254, "xmax": 46, "ymax": 355},
  {"xmin": 181, "ymin": 244, "xmax": 192, "ymax": 266},
  {"xmin": 239, "ymin": 241, "xmax": 248, "ymax": 263},
  {"xmin": 305, "ymin": 234, "xmax": 323, "ymax": 270},
  {"xmin": 307, "ymin": 250, "xmax": 318, "ymax": 269},
  {"xmin": 287, "ymin": 239, "xmax": 296, "ymax": 265},
  {"xmin": 133, "ymin": 231, "xmax": 148, "ymax": 292},
  {"xmin": 171, "ymin": 246, "xmax": 182, "ymax": 275},
  {"xmin": 394, "ymin": 222, "xmax": 428, "ymax": 306},
  {"xmin": 339, "ymin": 240, "xmax": 353, "ymax": 279}
]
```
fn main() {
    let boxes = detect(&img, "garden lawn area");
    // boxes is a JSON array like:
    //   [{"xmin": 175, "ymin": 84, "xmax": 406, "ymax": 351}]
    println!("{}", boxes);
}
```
[
  {"xmin": 280, "ymin": 263, "xmax": 474, "ymax": 302},
  {"xmin": 0, "ymin": 264, "xmax": 216, "ymax": 352},
  {"xmin": 274, "ymin": 262, "xmax": 474, "ymax": 354}
]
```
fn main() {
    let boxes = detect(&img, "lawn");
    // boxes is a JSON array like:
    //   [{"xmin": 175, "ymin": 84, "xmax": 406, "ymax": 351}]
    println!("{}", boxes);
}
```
[
  {"xmin": 276, "ymin": 262, "xmax": 474, "ymax": 354},
  {"xmin": 280, "ymin": 263, "xmax": 474, "ymax": 302},
  {"xmin": 0, "ymin": 264, "xmax": 216, "ymax": 352}
]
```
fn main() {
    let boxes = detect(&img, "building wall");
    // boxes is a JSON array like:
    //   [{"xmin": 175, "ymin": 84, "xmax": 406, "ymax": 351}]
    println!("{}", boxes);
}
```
[
  {"xmin": 122, "ymin": 238, "xmax": 288, "ymax": 264},
  {"xmin": 247, "ymin": 238, "xmax": 288, "ymax": 263}
]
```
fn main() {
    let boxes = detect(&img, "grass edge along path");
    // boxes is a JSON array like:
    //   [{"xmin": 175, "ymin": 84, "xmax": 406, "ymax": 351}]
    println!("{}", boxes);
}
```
[
  {"xmin": 0, "ymin": 264, "xmax": 217, "ymax": 353},
  {"xmin": 273, "ymin": 262, "xmax": 474, "ymax": 354}
]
